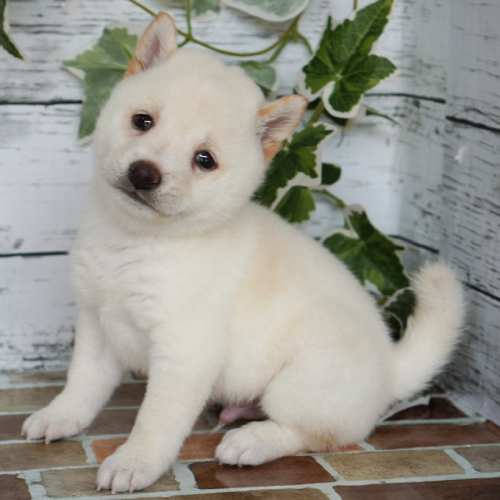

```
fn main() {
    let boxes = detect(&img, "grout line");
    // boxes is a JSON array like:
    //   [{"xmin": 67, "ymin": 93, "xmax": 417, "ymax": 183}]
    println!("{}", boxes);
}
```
[
  {"xmin": 313, "ymin": 456, "xmax": 342, "ymax": 481},
  {"xmin": 22, "ymin": 471, "xmax": 47, "ymax": 500},
  {"xmin": 81, "ymin": 438, "xmax": 99, "ymax": 466},
  {"xmin": 172, "ymin": 461, "xmax": 197, "ymax": 491},
  {"xmin": 445, "ymin": 448, "xmax": 478, "ymax": 475},
  {"xmin": 377, "ymin": 417, "xmax": 486, "ymax": 426},
  {"xmin": 328, "ymin": 471, "xmax": 500, "ymax": 488}
]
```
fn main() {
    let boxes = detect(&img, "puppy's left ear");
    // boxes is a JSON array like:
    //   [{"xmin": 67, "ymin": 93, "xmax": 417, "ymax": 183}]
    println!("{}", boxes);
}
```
[
  {"xmin": 125, "ymin": 12, "xmax": 178, "ymax": 77},
  {"xmin": 257, "ymin": 95, "xmax": 308, "ymax": 163}
]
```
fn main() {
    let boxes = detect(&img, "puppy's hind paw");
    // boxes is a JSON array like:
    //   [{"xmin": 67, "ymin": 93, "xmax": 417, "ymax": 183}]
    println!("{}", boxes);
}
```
[
  {"xmin": 215, "ymin": 424, "xmax": 274, "ymax": 466},
  {"xmin": 215, "ymin": 421, "xmax": 304, "ymax": 467}
]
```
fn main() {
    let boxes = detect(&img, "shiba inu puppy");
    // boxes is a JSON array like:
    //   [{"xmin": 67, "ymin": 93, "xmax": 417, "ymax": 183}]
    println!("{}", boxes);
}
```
[{"xmin": 22, "ymin": 13, "xmax": 464, "ymax": 494}]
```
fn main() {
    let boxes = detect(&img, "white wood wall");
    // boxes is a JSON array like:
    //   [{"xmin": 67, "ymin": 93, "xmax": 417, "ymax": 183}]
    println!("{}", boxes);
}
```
[{"xmin": 0, "ymin": 1, "xmax": 499, "ymax": 423}]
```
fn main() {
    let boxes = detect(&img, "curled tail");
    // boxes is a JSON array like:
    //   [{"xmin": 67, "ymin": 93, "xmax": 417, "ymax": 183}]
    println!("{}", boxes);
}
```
[{"xmin": 391, "ymin": 262, "xmax": 465, "ymax": 402}]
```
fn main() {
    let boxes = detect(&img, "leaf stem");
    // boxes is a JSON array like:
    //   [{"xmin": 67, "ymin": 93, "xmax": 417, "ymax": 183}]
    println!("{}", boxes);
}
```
[
  {"xmin": 185, "ymin": 0, "xmax": 193, "ymax": 36},
  {"xmin": 307, "ymin": 100, "xmax": 325, "ymax": 126},
  {"xmin": 295, "ymin": 32, "xmax": 313, "ymax": 55},
  {"xmin": 127, "ymin": 0, "xmax": 156, "ymax": 16},
  {"xmin": 353, "ymin": 0, "xmax": 358, "ymax": 10},
  {"xmin": 126, "ymin": 0, "xmax": 303, "ymax": 59},
  {"xmin": 311, "ymin": 188, "xmax": 346, "ymax": 208}
]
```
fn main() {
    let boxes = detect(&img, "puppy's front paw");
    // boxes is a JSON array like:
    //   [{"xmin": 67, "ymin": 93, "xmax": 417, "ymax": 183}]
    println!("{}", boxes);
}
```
[
  {"xmin": 97, "ymin": 443, "xmax": 164, "ymax": 494},
  {"xmin": 22, "ymin": 407, "xmax": 87, "ymax": 443}
]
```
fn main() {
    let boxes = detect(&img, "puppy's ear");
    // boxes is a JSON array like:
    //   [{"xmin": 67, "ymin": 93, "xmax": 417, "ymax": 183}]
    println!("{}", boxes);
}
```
[
  {"xmin": 257, "ymin": 95, "xmax": 308, "ymax": 163},
  {"xmin": 125, "ymin": 12, "xmax": 178, "ymax": 77}
]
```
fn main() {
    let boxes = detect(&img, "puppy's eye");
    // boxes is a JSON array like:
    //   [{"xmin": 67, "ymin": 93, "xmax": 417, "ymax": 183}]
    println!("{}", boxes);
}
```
[
  {"xmin": 132, "ymin": 114, "xmax": 154, "ymax": 131},
  {"xmin": 194, "ymin": 150, "xmax": 217, "ymax": 171}
]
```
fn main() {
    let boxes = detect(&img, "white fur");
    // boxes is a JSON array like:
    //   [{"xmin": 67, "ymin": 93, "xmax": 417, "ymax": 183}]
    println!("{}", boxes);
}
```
[{"xmin": 22, "ymin": 14, "xmax": 465, "ymax": 494}]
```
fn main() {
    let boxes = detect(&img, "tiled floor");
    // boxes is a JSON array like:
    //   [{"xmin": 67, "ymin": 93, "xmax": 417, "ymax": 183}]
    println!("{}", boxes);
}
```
[{"xmin": 1, "ymin": 372, "xmax": 500, "ymax": 499}]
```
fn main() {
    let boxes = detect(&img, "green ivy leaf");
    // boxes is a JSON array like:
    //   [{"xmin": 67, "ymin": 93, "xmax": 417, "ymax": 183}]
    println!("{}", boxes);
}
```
[
  {"xmin": 274, "ymin": 186, "xmax": 315, "ymax": 223},
  {"xmin": 64, "ymin": 27, "xmax": 138, "ymax": 140},
  {"xmin": 301, "ymin": 0, "xmax": 396, "ymax": 116},
  {"xmin": 192, "ymin": 0, "xmax": 221, "ymax": 17},
  {"xmin": 222, "ymin": 0, "xmax": 310, "ymax": 22},
  {"xmin": 322, "ymin": 205, "xmax": 409, "ymax": 296},
  {"xmin": 253, "ymin": 123, "xmax": 335, "ymax": 207},
  {"xmin": 0, "ymin": 0, "xmax": 24, "ymax": 60},
  {"xmin": 321, "ymin": 162, "xmax": 341, "ymax": 186},
  {"xmin": 383, "ymin": 288, "xmax": 416, "ymax": 341},
  {"xmin": 239, "ymin": 61, "xmax": 278, "ymax": 96},
  {"xmin": 326, "ymin": 54, "xmax": 396, "ymax": 113}
]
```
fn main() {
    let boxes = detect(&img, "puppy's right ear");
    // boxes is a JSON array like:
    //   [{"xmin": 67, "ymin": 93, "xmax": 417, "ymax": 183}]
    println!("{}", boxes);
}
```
[{"xmin": 125, "ymin": 12, "xmax": 178, "ymax": 77}]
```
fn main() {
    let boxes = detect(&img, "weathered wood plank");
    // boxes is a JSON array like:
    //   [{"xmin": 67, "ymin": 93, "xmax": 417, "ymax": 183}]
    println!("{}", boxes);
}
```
[
  {"xmin": 2, "ymin": 97, "xmax": 441, "ymax": 253},
  {"xmin": 440, "ymin": 121, "xmax": 500, "ymax": 297},
  {"xmin": 1, "ymin": 0, "xmax": 447, "ymax": 102},
  {"xmin": 0, "ymin": 254, "xmax": 76, "ymax": 371},
  {"xmin": 0, "ymin": 104, "xmax": 92, "ymax": 254},
  {"xmin": 446, "ymin": 0, "xmax": 500, "ymax": 129},
  {"xmin": 440, "ymin": 288, "xmax": 500, "ymax": 426},
  {"xmin": 361, "ymin": 95, "xmax": 447, "ymax": 249}
]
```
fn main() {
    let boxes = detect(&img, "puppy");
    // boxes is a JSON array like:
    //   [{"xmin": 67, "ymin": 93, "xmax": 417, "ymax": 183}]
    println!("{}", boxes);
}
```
[{"xmin": 22, "ymin": 13, "xmax": 465, "ymax": 494}]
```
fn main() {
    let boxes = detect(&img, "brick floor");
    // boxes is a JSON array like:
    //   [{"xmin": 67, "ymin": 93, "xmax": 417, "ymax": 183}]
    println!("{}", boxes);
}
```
[
  {"xmin": 2, "ymin": 372, "xmax": 500, "ymax": 499},
  {"xmin": 190, "ymin": 456, "xmax": 334, "ymax": 489},
  {"xmin": 325, "ymin": 449, "xmax": 464, "ymax": 480}
]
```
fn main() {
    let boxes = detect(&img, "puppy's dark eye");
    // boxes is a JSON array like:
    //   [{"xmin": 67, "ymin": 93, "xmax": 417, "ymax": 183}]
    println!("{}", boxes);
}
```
[
  {"xmin": 194, "ymin": 150, "xmax": 217, "ymax": 171},
  {"xmin": 132, "ymin": 114, "xmax": 154, "ymax": 131}
]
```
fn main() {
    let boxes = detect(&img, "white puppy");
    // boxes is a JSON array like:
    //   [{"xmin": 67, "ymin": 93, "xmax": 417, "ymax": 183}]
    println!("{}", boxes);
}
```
[{"xmin": 22, "ymin": 13, "xmax": 465, "ymax": 494}]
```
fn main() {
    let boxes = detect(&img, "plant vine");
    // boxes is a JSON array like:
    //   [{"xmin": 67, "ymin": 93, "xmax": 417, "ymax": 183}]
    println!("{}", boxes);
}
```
[{"xmin": 1, "ymin": 0, "xmax": 415, "ymax": 339}]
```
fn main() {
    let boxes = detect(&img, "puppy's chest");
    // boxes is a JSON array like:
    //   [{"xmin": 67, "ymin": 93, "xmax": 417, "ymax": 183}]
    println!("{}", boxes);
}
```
[{"xmin": 72, "ymin": 239, "xmax": 178, "ymax": 325}]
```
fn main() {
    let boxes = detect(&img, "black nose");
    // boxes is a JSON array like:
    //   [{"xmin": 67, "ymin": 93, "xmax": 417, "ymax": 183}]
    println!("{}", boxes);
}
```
[{"xmin": 128, "ymin": 160, "xmax": 162, "ymax": 190}]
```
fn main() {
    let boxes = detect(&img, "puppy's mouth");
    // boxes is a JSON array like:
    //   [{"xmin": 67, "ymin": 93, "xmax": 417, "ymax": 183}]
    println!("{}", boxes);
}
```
[{"xmin": 116, "ymin": 186, "xmax": 155, "ymax": 210}]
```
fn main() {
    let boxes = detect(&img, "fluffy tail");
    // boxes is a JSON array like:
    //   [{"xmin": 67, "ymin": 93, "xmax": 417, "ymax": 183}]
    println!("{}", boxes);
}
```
[{"xmin": 391, "ymin": 262, "xmax": 465, "ymax": 402}]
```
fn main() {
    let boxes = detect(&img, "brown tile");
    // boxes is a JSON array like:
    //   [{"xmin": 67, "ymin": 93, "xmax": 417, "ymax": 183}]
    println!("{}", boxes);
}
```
[
  {"xmin": 485, "ymin": 421, "xmax": 500, "ymax": 438},
  {"xmin": 193, "ymin": 413, "xmax": 213, "ymax": 431},
  {"xmin": 87, "ymin": 409, "xmax": 210, "ymax": 436},
  {"xmin": 456, "ymin": 445, "xmax": 500, "ymax": 473},
  {"xmin": 87, "ymin": 410, "xmax": 138, "ymax": 435},
  {"xmin": 42, "ymin": 467, "xmax": 179, "ymax": 497},
  {"xmin": 0, "ymin": 386, "xmax": 62, "ymax": 412},
  {"xmin": 325, "ymin": 449, "xmax": 463, "ymax": 480},
  {"xmin": 367, "ymin": 423, "xmax": 500, "ymax": 449},
  {"xmin": 334, "ymin": 444, "xmax": 364, "ymax": 453},
  {"xmin": 92, "ymin": 438, "xmax": 125, "ymax": 464},
  {"xmin": 334, "ymin": 477, "xmax": 500, "ymax": 500},
  {"xmin": 93, "ymin": 433, "xmax": 223, "ymax": 464},
  {"xmin": 432, "ymin": 385, "xmax": 447, "ymax": 394},
  {"xmin": 107, "ymin": 383, "xmax": 146, "ymax": 407},
  {"xmin": 9, "ymin": 371, "xmax": 67, "ymax": 384},
  {"xmin": 387, "ymin": 397, "xmax": 466, "ymax": 421},
  {"xmin": 0, "ymin": 414, "xmax": 27, "ymax": 441},
  {"xmin": 0, "ymin": 383, "xmax": 145, "ymax": 413},
  {"xmin": 0, "ymin": 442, "xmax": 87, "ymax": 471},
  {"xmin": 158, "ymin": 490, "xmax": 329, "ymax": 500},
  {"xmin": 177, "ymin": 433, "xmax": 223, "ymax": 460},
  {"xmin": 190, "ymin": 456, "xmax": 334, "ymax": 489},
  {"xmin": 0, "ymin": 475, "xmax": 31, "ymax": 500}
]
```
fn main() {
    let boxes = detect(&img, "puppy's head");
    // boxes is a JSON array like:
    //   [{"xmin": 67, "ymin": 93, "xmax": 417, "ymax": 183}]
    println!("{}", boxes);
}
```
[{"xmin": 93, "ymin": 13, "xmax": 307, "ymax": 234}]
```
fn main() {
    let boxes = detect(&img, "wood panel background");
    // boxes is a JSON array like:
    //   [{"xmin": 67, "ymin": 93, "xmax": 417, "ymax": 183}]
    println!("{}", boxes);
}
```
[{"xmin": 0, "ymin": 0, "xmax": 499, "ymax": 423}]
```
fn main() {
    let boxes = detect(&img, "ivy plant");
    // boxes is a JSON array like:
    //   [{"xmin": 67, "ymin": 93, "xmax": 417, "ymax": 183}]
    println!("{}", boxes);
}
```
[
  {"xmin": 4, "ymin": 0, "xmax": 414, "ymax": 339},
  {"xmin": 1, "ymin": 0, "xmax": 24, "ymax": 59}
]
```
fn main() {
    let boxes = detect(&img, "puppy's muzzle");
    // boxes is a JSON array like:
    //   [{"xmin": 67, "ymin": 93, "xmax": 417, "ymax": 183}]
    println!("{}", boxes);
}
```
[{"xmin": 128, "ymin": 160, "xmax": 162, "ymax": 190}]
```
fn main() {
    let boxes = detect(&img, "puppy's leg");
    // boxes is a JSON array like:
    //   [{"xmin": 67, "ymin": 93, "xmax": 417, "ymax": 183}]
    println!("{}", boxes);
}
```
[
  {"xmin": 216, "ymin": 348, "xmax": 383, "ymax": 466},
  {"xmin": 22, "ymin": 308, "xmax": 123, "ymax": 443},
  {"xmin": 96, "ymin": 324, "xmax": 221, "ymax": 494}
]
